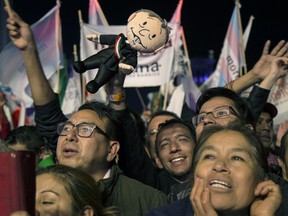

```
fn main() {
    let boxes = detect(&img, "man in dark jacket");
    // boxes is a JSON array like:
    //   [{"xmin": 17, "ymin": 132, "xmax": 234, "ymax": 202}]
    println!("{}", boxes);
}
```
[{"xmin": 7, "ymin": 9, "xmax": 167, "ymax": 216}]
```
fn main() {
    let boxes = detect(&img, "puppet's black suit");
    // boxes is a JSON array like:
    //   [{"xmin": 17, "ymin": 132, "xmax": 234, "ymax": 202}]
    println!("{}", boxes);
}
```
[{"xmin": 73, "ymin": 33, "xmax": 138, "ymax": 93}]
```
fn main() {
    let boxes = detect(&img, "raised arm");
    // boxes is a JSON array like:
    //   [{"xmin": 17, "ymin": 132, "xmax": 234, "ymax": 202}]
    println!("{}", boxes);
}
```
[
  {"xmin": 227, "ymin": 40, "xmax": 288, "ymax": 93},
  {"xmin": 5, "ymin": 7, "xmax": 56, "ymax": 105},
  {"xmin": 107, "ymin": 60, "xmax": 159, "ymax": 188},
  {"xmin": 6, "ymin": 8, "xmax": 66, "ymax": 152}
]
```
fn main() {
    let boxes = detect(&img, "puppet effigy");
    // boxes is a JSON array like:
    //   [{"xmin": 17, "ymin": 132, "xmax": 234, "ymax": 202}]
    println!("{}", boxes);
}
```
[{"xmin": 73, "ymin": 9, "xmax": 171, "ymax": 93}]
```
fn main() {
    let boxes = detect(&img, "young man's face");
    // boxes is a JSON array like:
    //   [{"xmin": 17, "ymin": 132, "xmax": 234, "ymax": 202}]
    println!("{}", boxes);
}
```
[
  {"xmin": 156, "ymin": 124, "xmax": 195, "ymax": 181},
  {"xmin": 56, "ymin": 109, "xmax": 116, "ymax": 180},
  {"xmin": 255, "ymin": 112, "xmax": 274, "ymax": 149},
  {"xmin": 195, "ymin": 97, "xmax": 240, "ymax": 140},
  {"xmin": 147, "ymin": 115, "xmax": 176, "ymax": 168}
]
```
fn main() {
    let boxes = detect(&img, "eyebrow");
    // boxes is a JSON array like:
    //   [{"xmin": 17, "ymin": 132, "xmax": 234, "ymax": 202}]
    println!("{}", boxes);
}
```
[
  {"xmin": 40, "ymin": 190, "xmax": 60, "ymax": 197},
  {"xmin": 202, "ymin": 145, "xmax": 252, "ymax": 155}
]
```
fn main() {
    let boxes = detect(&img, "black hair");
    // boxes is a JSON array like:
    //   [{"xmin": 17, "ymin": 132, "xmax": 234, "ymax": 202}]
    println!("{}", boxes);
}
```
[
  {"xmin": 5, "ymin": 125, "xmax": 47, "ymax": 154},
  {"xmin": 193, "ymin": 123, "xmax": 268, "ymax": 183},
  {"xmin": 148, "ymin": 110, "xmax": 180, "ymax": 125},
  {"xmin": 195, "ymin": 87, "xmax": 255, "ymax": 126},
  {"xmin": 78, "ymin": 102, "xmax": 121, "ymax": 141}
]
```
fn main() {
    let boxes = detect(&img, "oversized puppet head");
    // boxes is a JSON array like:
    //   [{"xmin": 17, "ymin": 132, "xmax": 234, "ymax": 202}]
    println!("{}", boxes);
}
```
[{"xmin": 126, "ymin": 9, "xmax": 171, "ymax": 53}]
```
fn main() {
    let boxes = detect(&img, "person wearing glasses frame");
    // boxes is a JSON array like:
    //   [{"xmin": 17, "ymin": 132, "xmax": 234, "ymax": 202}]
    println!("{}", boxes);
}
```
[
  {"xmin": 5, "ymin": 9, "xmax": 168, "ymax": 216},
  {"xmin": 6, "ymin": 4, "xmax": 288, "ymax": 211}
]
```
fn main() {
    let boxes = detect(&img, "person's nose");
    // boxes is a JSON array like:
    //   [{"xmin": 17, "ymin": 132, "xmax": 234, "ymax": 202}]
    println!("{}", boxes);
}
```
[
  {"xmin": 65, "ymin": 127, "xmax": 78, "ymax": 141},
  {"xmin": 203, "ymin": 113, "xmax": 216, "ymax": 126},
  {"xmin": 169, "ymin": 140, "xmax": 180, "ymax": 153},
  {"xmin": 212, "ymin": 159, "xmax": 230, "ymax": 173},
  {"xmin": 263, "ymin": 122, "xmax": 271, "ymax": 131}
]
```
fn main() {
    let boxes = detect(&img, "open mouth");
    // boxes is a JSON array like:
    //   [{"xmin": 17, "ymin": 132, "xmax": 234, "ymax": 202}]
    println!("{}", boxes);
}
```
[
  {"xmin": 170, "ymin": 157, "xmax": 186, "ymax": 163},
  {"xmin": 209, "ymin": 180, "xmax": 232, "ymax": 189},
  {"xmin": 130, "ymin": 27, "xmax": 146, "ymax": 49},
  {"xmin": 63, "ymin": 147, "xmax": 78, "ymax": 156}
]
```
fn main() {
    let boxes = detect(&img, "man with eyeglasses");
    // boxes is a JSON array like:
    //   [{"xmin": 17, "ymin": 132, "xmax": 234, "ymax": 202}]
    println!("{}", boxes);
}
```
[
  {"xmin": 7, "ymin": 6, "xmax": 288, "ymax": 211},
  {"xmin": 193, "ymin": 87, "xmax": 252, "ymax": 140}
]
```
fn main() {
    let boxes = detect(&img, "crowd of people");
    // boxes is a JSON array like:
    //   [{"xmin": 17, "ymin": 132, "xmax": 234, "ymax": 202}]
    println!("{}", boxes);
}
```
[{"xmin": 1, "ymin": 5, "xmax": 288, "ymax": 216}]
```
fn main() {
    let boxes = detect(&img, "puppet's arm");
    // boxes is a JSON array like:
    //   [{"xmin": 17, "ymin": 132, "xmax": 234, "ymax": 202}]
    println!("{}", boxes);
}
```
[
  {"xmin": 86, "ymin": 34, "xmax": 99, "ymax": 43},
  {"xmin": 119, "ymin": 63, "xmax": 135, "ymax": 75}
]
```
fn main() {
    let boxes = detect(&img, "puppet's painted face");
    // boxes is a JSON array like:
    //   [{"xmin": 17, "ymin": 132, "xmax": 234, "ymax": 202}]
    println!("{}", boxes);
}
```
[{"xmin": 126, "ymin": 11, "xmax": 167, "ymax": 53}]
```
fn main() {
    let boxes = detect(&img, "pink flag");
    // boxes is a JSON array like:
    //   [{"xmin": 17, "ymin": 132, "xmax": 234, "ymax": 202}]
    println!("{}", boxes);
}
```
[
  {"xmin": 200, "ymin": 2, "xmax": 242, "ymax": 90},
  {"xmin": 89, "ymin": 0, "xmax": 109, "ymax": 25}
]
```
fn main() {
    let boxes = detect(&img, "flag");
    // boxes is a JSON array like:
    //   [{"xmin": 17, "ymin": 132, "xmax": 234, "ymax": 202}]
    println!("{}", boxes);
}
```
[
  {"xmin": 243, "ymin": 16, "xmax": 255, "ymax": 50},
  {"xmin": 166, "ymin": 0, "xmax": 201, "ymax": 111},
  {"xmin": 0, "ymin": 82, "xmax": 28, "ymax": 133},
  {"xmin": 49, "ymin": 4, "xmax": 69, "ymax": 108},
  {"xmin": 78, "ymin": 0, "xmax": 110, "ymax": 104},
  {"xmin": 267, "ymin": 76, "xmax": 288, "ymax": 131},
  {"xmin": 60, "ymin": 62, "xmax": 82, "ymax": 116},
  {"xmin": 0, "ymin": 3, "xmax": 61, "ymax": 108},
  {"xmin": 89, "ymin": 0, "xmax": 109, "ymax": 26},
  {"xmin": 167, "ymin": 83, "xmax": 185, "ymax": 117},
  {"xmin": 200, "ymin": 2, "xmax": 243, "ymax": 90}
]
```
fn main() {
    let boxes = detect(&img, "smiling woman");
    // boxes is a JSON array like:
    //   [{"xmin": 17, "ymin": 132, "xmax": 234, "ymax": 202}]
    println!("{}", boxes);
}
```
[{"xmin": 145, "ymin": 123, "xmax": 285, "ymax": 216}]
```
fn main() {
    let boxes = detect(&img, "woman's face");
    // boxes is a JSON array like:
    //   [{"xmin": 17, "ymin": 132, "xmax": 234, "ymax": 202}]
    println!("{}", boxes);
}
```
[
  {"xmin": 36, "ymin": 173, "xmax": 74, "ymax": 216},
  {"xmin": 194, "ymin": 130, "xmax": 258, "ymax": 211}
]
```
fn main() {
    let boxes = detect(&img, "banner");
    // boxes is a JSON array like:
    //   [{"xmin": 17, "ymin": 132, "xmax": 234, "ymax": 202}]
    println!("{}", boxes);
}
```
[
  {"xmin": 267, "ymin": 75, "xmax": 288, "ymax": 130},
  {"xmin": 0, "ymin": 4, "xmax": 61, "ymax": 108},
  {"xmin": 80, "ymin": 23, "xmax": 175, "ymax": 89}
]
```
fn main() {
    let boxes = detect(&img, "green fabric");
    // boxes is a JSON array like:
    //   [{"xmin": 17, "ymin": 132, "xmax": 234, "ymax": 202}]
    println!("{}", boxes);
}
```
[
  {"xmin": 98, "ymin": 165, "xmax": 168, "ymax": 216},
  {"xmin": 37, "ymin": 156, "xmax": 55, "ymax": 168}
]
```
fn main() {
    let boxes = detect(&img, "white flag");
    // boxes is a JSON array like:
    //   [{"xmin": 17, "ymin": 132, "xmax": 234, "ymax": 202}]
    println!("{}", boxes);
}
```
[{"xmin": 0, "ymin": 4, "xmax": 61, "ymax": 108}]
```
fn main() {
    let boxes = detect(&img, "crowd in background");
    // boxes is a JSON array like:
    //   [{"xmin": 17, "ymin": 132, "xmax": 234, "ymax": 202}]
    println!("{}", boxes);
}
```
[{"xmin": 1, "ymin": 5, "xmax": 288, "ymax": 216}]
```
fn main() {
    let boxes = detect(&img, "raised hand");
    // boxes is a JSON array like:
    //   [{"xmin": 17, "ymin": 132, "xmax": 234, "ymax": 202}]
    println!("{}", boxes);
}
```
[
  {"xmin": 5, "ymin": 7, "xmax": 33, "ymax": 50},
  {"xmin": 86, "ymin": 34, "xmax": 99, "ymax": 42},
  {"xmin": 250, "ymin": 180, "xmax": 281, "ymax": 216},
  {"xmin": 190, "ymin": 177, "xmax": 218, "ymax": 216},
  {"xmin": 252, "ymin": 40, "xmax": 288, "ymax": 82}
]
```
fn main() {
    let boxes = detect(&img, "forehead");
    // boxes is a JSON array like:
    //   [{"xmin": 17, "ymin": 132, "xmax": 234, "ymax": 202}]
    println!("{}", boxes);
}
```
[
  {"xmin": 200, "ymin": 97, "xmax": 236, "ymax": 112},
  {"xmin": 70, "ymin": 109, "xmax": 107, "ymax": 127},
  {"xmin": 259, "ymin": 112, "xmax": 272, "ymax": 121},
  {"xmin": 148, "ymin": 115, "xmax": 176, "ymax": 129},
  {"xmin": 37, "ymin": 173, "xmax": 66, "ymax": 192},
  {"xmin": 134, "ymin": 11, "xmax": 155, "ymax": 21},
  {"xmin": 71, "ymin": 109, "xmax": 101, "ymax": 121},
  {"xmin": 203, "ymin": 130, "xmax": 252, "ymax": 153},
  {"xmin": 158, "ymin": 124, "xmax": 192, "ymax": 138}
]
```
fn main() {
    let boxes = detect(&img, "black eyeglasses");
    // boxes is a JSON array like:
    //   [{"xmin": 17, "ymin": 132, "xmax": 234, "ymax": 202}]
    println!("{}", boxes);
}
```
[
  {"xmin": 192, "ymin": 106, "xmax": 240, "ymax": 127},
  {"xmin": 57, "ymin": 122, "xmax": 110, "ymax": 139}
]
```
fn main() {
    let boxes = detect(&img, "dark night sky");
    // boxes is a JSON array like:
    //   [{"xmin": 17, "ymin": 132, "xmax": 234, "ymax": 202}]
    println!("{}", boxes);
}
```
[
  {"xmin": 1, "ymin": 0, "xmax": 286, "ymax": 113},
  {"xmin": 8, "ymin": 0, "xmax": 288, "ymax": 71}
]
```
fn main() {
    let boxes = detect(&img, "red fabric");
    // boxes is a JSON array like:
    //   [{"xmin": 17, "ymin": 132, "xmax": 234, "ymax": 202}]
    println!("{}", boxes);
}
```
[
  {"xmin": 0, "ymin": 105, "xmax": 11, "ymax": 140},
  {"xmin": 0, "ymin": 151, "xmax": 36, "ymax": 216}
]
